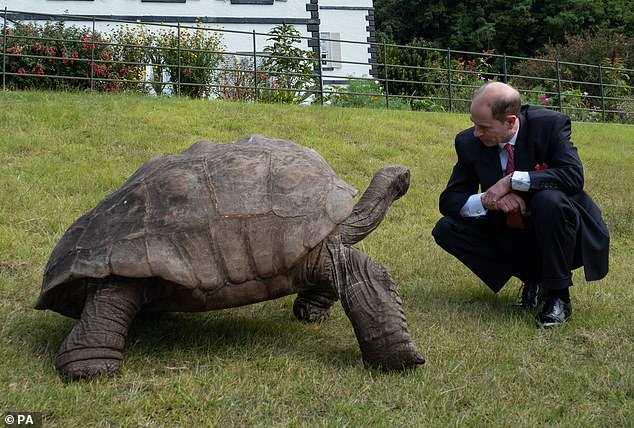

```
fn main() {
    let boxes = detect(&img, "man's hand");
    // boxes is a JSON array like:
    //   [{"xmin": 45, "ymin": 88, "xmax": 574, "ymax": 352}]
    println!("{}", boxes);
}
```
[
  {"xmin": 494, "ymin": 193, "xmax": 526, "ymax": 214},
  {"xmin": 481, "ymin": 174, "xmax": 513, "ymax": 210}
]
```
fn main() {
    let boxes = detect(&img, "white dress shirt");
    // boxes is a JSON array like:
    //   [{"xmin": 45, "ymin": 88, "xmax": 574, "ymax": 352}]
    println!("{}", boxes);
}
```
[{"xmin": 460, "ymin": 121, "xmax": 531, "ymax": 217}]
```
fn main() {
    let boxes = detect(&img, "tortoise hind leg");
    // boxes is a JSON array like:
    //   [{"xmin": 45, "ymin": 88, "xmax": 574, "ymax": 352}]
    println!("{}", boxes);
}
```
[
  {"xmin": 340, "ymin": 165, "xmax": 410, "ymax": 246},
  {"xmin": 293, "ymin": 288, "xmax": 337, "ymax": 322},
  {"xmin": 55, "ymin": 278, "xmax": 144, "ymax": 379}
]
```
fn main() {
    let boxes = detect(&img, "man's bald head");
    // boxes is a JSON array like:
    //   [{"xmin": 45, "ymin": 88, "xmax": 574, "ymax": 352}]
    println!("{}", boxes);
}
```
[{"xmin": 471, "ymin": 82, "xmax": 521, "ymax": 122}]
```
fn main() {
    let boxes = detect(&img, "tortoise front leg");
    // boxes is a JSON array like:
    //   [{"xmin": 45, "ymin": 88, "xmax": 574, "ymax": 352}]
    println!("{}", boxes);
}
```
[
  {"xmin": 55, "ymin": 278, "xmax": 143, "ymax": 379},
  {"xmin": 334, "ymin": 246, "xmax": 424, "ymax": 371},
  {"xmin": 297, "ymin": 165, "xmax": 410, "ymax": 319}
]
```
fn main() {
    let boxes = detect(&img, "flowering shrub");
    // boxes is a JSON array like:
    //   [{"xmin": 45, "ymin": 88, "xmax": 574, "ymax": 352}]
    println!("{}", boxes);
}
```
[
  {"xmin": 3, "ymin": 21, "xmax": 121, "ymax": 92},
  {"xmin": 107, "ymin": 24, "xmax": 160, "ymax": 93},
  {"xmin": 258, "ymin": 24, "xmax": 317, "ymax": 104},
  {"xmin": 152, "ymin": 23, "xmax": 225, "ymax": 98}
]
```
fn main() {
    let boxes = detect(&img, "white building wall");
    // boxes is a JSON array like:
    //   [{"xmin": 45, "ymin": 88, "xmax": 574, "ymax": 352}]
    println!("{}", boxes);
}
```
[
  {"xmin": 3, "ymin": 0, "xmax": 308, "ymax": 19},
  {"xmin": 2, "ymin": 0, "xmax": 376, "ymax": 79}
]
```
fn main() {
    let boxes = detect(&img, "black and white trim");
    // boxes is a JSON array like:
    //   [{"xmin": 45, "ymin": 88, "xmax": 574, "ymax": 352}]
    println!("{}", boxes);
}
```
[{"xmin": 366, "ymin": 8, "xmax": 378, "ymax": 78}]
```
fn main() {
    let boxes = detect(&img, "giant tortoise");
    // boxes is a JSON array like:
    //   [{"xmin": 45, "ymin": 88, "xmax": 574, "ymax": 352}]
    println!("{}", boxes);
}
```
[{"xmin": 36, "ymin": 134, "xmax": 424, "ymax": 379}]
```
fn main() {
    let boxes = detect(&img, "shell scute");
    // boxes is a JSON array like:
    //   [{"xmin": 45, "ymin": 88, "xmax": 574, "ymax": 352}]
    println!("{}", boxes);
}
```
[{"xmin": 38, "ymin": 135, "xmax": 357, "ymax": 314}]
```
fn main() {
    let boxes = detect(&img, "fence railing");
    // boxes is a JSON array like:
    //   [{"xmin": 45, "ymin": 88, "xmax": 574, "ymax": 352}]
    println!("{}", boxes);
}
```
[{"xmin": 2, "ymin": 9, "xmax": 633, "ymax": 123}]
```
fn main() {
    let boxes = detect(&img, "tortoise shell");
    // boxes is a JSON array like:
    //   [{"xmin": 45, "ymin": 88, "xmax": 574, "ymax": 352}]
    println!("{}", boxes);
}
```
[{"xmin": 36, "ymin": 135, "xmax": 358, "ymax": 316}]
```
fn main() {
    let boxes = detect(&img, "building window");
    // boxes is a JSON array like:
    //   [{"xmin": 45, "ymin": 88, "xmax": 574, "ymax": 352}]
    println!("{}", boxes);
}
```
[{"xmin": 320, "ymin": 32, "xmax": 341, "ymax": 70}]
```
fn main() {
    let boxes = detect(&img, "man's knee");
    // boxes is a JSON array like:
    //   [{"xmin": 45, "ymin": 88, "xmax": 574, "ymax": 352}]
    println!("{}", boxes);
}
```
[
  {"xmin": 531, "ymin": 190, "xmax": 579, "ymax": 227},
  {"xmin": 531, "ymin": 190, "xmax": 573, "ymax": 215},
  {"xmin": 432, "ymin": 216, "xmax": 459, "ymax": 249}
]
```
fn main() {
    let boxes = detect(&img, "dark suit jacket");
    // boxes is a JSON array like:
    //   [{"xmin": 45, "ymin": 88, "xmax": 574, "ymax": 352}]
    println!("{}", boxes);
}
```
[{"xmin": 439, "ymin": 105, "xmax": 609, "ymax": 281}]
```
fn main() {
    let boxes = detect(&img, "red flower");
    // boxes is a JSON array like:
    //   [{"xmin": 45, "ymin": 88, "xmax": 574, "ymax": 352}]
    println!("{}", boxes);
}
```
[{"xmin": 535, "ymin": 163, "xmax": 549, "ymax": 170}]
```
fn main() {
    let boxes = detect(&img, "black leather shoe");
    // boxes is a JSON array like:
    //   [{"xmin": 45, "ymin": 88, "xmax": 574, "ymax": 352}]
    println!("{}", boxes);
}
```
[
  {"xmin": 537, "ymin": 296, "xmax": 572, "ymax": 328},
  {"xmin": 518, "ymin": 282, "xmax": 542, "ymax": 308}
]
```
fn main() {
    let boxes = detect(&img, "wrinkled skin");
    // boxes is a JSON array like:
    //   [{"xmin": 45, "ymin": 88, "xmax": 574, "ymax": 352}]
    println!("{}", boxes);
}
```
[
  {"xmin": 293, "ymin": 165, "xmax": 424, "ymax": 370},
  {"xmin": 41, "ymin": 141, "xmax": 423, "ymax": 379}
]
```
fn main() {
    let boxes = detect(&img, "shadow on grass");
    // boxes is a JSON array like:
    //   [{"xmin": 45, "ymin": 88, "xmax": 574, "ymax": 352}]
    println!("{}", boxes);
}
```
[
  {"xmin": 16, "ymin": 301, "xmax": 361, "ymax": 376},
  {"xmin": 405, "ymin": 277, "xmax": 538, "ymax": 326}
]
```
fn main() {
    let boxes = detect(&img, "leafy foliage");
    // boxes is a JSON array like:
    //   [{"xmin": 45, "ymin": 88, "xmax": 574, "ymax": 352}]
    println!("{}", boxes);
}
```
[
  {"xmin": 514, "ymin": 30, "xmax": 634, "ymax": 87},
  {"xmin": 258, "ymin": 24, "xmax": 317, "ymax": 104},
  {"xmin": 324, "ymin": 79, "xmax": 385, "ymax": 108},
  {"xmin": 376, "ymin": 38, "xmax": 444, "ymax": 98},
  {"xmin": 154, "ymin": 23, "xmax": 225, "ymax": 98},
  {"xmin": 375, "ymin": 0, "xmax": 634, "ymax": 58},
  {"xmin": 3, "ymin": 21, "xmax": 121, "ymax": 92},
  {"xmin": 107, "ymin": 23, "xmax": 160, "ymax": 94}
]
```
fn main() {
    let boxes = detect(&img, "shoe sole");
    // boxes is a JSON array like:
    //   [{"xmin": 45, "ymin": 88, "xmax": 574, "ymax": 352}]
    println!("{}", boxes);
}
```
[{"xmin": 538, "ymin": 317, "xmax": 570, "ymax": 328}]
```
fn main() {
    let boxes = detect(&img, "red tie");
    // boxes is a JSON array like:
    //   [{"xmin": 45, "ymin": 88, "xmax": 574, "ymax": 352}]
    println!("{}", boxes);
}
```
[{"xmin": 504, "ymin": 143, "xmax": 525, "ymax": 229}]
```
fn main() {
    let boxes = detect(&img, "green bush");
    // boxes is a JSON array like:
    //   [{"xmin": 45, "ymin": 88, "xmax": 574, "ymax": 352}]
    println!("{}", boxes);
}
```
[
  {"xmin": 153, "ymin": 23, "xmax": 225, "ymax": 98},
  {"xmin": 258, "ymin": 24, "xmax": 317, "ymax": 104},
  {"xmin": 376, "ymin": 38, "xmax": 444, "ymax": 98},
  {"xmin": 324, "ymin": 78, "xmax": 385, "ymax": 108},
  {"xmin": 107, "ymin": 23, "xmax": 160, "ymax": 94},
  {"xmin": 107, "ymin": 22, "xmax": 226, "ymax": 98},
  {"xmin": 3, "ymin": 21, "xmax": 121, "ymax": 92},
  {"xmin": 514, "ymin": 30, "xmax": 634, "ymax": 85}
]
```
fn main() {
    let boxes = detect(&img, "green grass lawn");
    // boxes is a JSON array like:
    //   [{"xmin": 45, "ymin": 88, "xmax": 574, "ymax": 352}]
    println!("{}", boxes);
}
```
[{"xmin": 1, "ymin": 91, "xmax": 633, "ymax": 427}]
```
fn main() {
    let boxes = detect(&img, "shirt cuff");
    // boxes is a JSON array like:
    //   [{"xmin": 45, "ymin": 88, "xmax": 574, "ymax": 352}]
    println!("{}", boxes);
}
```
[
  {"xmin": 511, "ymin": 171, "xmax": 531, "ymax": 192},
  {"xmin": 460, "ymin": 193, "xmax": 487, "ymax": 217}
]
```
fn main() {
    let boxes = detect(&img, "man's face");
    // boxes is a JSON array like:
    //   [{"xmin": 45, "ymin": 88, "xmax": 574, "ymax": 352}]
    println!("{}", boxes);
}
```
[{"xmin": 470, "ymin": 102, "xmax": 516, "ymax": 147}]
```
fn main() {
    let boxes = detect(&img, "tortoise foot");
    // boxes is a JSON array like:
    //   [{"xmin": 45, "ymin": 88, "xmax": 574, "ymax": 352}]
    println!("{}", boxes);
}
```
[
  {"xmin": 57, "ymin": 357, "xmax": 122, "ymax": 380},
  {"xmin": 293, "ymin": 295, "xmax": 332, "ymax": 323},
  {"xmin": 362, "ymin": 341, "xmax": 425, "ymax": 372},
  {"xmin": 56, "ymin": 340, "xmax": 124, "ymax": 379}
]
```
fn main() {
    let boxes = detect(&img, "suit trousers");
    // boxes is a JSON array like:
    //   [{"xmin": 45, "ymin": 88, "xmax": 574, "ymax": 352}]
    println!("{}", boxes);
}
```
[{"xmin": 432, "ymin": 190, "xmax": 583, "ymax": 292}]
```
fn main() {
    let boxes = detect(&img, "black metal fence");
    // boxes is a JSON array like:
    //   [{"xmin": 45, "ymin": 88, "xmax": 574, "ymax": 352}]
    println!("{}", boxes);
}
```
[{"xmin": 3, "ymin": 8, "xmax": 633, "ymax": 123}]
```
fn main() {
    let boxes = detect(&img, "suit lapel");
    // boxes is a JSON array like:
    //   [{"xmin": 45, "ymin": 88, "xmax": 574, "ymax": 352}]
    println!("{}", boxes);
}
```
[
  {"xmin": 476, "ymin": 144, "xmax": 503, "ymax": 190},
  {"xmin": 514, "ymin": 106, "xmax": 535, "ymax": 171}
]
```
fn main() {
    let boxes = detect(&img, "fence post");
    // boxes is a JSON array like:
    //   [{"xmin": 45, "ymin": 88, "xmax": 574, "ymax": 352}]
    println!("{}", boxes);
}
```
[
  {"xmin": 383, "ymin": 41, "xmax": 389, "ymax": 109},
  {"xmin": 556, "ymin": 60, "xmax": 564, "ymax": 111},
  {"xmin": 503, "ymin": 53, "xmax": 508, "ymax": 83},
  {"xmin": 598, "ymin": 64, "xmax": 606, "ymax": 123},
  {"xmin": 252, "ymin": 30, "xmax": 258, "ymax": 101},
  {"xmin": 2, "ymin": 7, "xmax": 7, "ymax": 91},
  {"xmin": 90, "ymin": 17, "xmax": 96, "ymax": 91},
  {"xmin": 177, "ymin": 22, "xmax": 181, "ymax": 96},
  {"xmin": 447, "ymin": 48, "xmax": 452, "ymax": 113}
]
